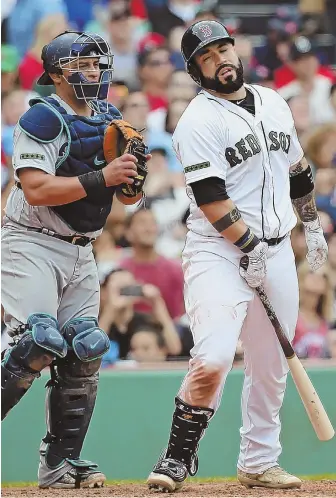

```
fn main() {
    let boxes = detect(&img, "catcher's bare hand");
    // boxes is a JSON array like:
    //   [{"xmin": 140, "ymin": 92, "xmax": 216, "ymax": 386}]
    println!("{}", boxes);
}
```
[{"xmin": 102, "ymin": 153, "xmax": 138, "ymax": 187}]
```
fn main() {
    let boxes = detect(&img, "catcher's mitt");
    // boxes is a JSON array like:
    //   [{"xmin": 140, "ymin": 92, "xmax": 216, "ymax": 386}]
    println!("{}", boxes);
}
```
[{"xmin": 104, "ymin": 119, "xmax": 148, "ymax": 197}]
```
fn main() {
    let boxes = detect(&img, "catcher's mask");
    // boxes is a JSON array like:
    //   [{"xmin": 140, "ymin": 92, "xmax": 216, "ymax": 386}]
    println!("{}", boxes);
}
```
[{"xmin": 37, "ymin": 31, "xmax": 113, "ymax": 113}]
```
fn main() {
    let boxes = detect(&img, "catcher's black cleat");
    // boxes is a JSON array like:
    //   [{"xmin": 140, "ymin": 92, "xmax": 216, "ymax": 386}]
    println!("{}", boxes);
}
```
[
  {"xmin": 147, "ymin": 451, "xmax": 189, "ymax": 493},
  {"xmin": 39, "ymin": 467, "xmax": 106, "ymax": 489}
]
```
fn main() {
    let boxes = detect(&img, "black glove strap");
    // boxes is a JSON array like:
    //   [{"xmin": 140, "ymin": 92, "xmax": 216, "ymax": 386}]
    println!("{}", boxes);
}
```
[{"xmin": 78, "ymin": 170, "xmax": 106, "ymax": 196}]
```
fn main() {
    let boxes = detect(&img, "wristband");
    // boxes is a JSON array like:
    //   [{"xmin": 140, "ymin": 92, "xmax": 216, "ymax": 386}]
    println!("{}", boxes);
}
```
[
  {"xmin": 78, "ymin": 170, "xmax": 106, "ymax": 196},
  {"xmin": 234, "ymin": 228, "xmax": 260, "ymax": 253}
]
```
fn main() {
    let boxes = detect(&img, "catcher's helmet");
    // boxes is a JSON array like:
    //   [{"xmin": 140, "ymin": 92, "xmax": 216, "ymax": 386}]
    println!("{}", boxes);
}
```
[
  {"xmin": 37, "ymin": 31, "xmax": 114, "ymax": 112},
  {"xmin": 181, "ymin": 20, "xmax": 235, "ymax": 85}
]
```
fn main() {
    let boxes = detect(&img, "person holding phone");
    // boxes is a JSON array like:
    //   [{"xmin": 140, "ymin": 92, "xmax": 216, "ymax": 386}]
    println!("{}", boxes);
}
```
[{"xmin": 99, "ymin": 269, "xmax": 181, "ymax": 363}]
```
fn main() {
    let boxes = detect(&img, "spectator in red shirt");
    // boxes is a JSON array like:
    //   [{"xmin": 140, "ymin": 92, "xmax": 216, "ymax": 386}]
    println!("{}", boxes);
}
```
[
  {"xmin": 293, "ymin": 261, "xmax": 334, "ymax": 359},
  {"xmin": 138, "ymin": 47, "xmax": 174, "ymax": 111},
  {"xmin": 120, "ymin": 208, "xmax": 184, "ymax": 319}
]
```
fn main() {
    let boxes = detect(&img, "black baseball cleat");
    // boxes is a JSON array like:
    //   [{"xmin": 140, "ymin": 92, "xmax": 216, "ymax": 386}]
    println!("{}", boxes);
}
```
[
  {"xmin": 147, "ymin": 449, "xmax": 197, "ymax": 493},
  {"xmin": 39, "ymin": 467, "xmax": 106, "ymax": 489}
]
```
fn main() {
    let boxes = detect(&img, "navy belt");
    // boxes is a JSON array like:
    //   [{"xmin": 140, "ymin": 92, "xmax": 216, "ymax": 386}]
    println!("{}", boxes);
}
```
[{"xmin": 261, "ymin": 234, "xmax": 287, "ymax": 246}]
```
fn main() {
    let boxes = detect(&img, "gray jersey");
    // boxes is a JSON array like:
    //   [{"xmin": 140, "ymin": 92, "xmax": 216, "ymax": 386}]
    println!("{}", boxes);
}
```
[{"xmin": 4, "ymin": 94, "xmax": 102, "ymax": 238}]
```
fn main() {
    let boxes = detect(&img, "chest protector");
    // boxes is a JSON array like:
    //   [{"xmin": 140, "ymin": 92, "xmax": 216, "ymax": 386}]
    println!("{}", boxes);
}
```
[{"xmin": 19, "ymin": 97, "xmax": 122, "ymax": 233}]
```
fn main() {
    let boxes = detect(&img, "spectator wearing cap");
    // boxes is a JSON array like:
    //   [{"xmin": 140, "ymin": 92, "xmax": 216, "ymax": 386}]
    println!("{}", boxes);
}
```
[
  {"xmin": 7, "ymin": 0, "xmax": 68, "ymax": 59},
  {"xmin": 276, "ymin": 36, "xmax": 335, "ymax": 124},
  {"xmin": 147, "ymin": 0, "xmax": 198, "ymax": 39},
  {"xmin": 138, "ymin": 46, "xmax": 174, "ymax": 111},
  {"xmin": 1, "ymin": 45, "xmax": 20, "ymax": 97}
]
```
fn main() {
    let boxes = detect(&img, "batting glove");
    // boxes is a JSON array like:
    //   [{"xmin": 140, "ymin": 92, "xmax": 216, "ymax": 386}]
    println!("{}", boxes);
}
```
[
  {"xmin": 239, "ymin": 241, "xmax": 268, "ymax": 288},
  {"xmin": 303, "ymin": 219, "xmax": 328, "ymax": 272}
]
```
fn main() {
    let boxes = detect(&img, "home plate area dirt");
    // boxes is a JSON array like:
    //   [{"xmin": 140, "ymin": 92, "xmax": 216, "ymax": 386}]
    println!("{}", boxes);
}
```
[{"xmin": 2, "ymin": 480, "xmax": 336, "ymax": 498}]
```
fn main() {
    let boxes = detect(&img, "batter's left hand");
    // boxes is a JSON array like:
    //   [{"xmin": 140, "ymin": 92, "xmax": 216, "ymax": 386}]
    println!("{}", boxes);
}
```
[{"xmin": 303, "ymin": 219, "xmax": 328, "ymax": 271}]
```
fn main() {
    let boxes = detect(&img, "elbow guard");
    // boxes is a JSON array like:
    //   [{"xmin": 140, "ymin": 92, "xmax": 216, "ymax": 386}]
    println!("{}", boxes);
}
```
[{"xmin": 290, "ymin": 165, "xmax": 314, "ymax": 199}]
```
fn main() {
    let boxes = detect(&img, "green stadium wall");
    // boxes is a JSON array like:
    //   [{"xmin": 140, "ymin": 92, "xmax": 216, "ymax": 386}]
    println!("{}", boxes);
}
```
[{"xmin": 2, "ymin": 366, "xmax": 336, "ymax": 482}]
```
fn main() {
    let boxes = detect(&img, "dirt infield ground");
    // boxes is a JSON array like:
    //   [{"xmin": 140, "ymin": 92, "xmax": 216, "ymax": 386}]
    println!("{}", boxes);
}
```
[{"xmin": 2, "ymin": 480, "xmax": 336, "ymax": 498}]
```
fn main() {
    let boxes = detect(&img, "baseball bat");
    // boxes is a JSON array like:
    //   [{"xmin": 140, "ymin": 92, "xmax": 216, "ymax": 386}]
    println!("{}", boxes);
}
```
[{"xmin": 240, "ymin": 258, "xmax": 335, "ymax": 441}]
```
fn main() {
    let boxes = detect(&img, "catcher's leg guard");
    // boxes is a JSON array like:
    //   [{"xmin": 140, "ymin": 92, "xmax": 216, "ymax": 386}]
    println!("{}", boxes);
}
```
[
  {"xmin": 1, "ymin": 314, "xmax": 67, "ymax": 420},
  {"xmin": 147, "ymin": 397, "xmax": 214, "ymax": 492},
  {"xmin": 39, "ymin": 318, "xmax": 109, "ymax": 479}
]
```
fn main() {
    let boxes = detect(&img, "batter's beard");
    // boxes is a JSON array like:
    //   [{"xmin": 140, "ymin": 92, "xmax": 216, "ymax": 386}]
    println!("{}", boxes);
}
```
[{"xmin": 201, "ymin": 59, "xmax": 244, "ymax": 94}]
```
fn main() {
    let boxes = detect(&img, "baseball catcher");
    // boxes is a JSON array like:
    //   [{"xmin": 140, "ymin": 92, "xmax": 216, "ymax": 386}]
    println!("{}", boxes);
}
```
[{"xmin": 1, "ymin": 31, "xmax": 149, "ymax": 489}]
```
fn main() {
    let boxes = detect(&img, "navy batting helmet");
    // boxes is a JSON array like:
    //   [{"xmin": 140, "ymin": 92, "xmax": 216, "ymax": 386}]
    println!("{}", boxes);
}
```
[
  {"xmin": 181, "ymin": 20, "xmax": 235, "ymax": 85},
  {"xmin": 37, "ymin": 31, "xmax": 114, "ymax": 111}
]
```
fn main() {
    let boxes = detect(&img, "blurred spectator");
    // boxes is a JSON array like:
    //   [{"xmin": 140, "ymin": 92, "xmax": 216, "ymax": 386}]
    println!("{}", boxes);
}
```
[
  {"xmin": 168, "ymin": 26, "xmax": 185, "ymax": 69},
  {"xmin": 99, "ymin": 268, "xmax": 181, "ymax": 363},
  {"xmin": 330, "ymin": 84, "xmax": 336, "ymax": 116},
  {"xmin": 1, "ymin": 44, "xmax": 20, "ymax": 97},
  {"xmin": 328, "ymin": 233, "xmax": 336, "ymax": 290},
  {"xmin": 121, "ymin": 91, "xmax": 150, "ymax": 132},
  {"xmin": 138, "ymin": 46, "xmax": 174, "ymax": 110},
  {"xmin": 294, "ymin": 261, "xmax": 334, "ymax": 358},
  {"xmin": 128, "ymin": 322, "xmax": 168, "ymax": 362},
  {"xmin": 144, "ymin": 147, "xmax": 189, "ymax": 258},
  {"xmin": 318, "ymin": 210, "xmax": 335, "ymax": 241},
  {"xmin": 93, "ymin": 229, "xmax": 125, "ymax": 277},
  {"xmin": 105, "ymin": 0, "xmax": 140, "ymax": 90},
  {"xmin": 234, "ymin": 35, "xmax": 253, "ymax": 81},
  {"xmin": 18, "ymin": 14, "xmax": 68, "ymax": 90},
  {"xmin": 305, "ymin": 123, "xmax": 336, "ymax": 170},
  {"xmin": 287, "ymin": 94, "xmax": 312, "ymax": 139},
  {"xmin": 325, "ymin": 327, "xmax": 336, "ymax": 359},
  {"xmin": 249, "ymin": 65, "xmax": 275, "ymax": 89},
  {"xmin": 253, "ymin": 19, "xmax": 293, "ymax": 73},
  {"xmin": 7, "ymin": 0, "xmax": 68, "ymax": 58},
  {"xmin": 120, "ymin": 208, "xmax": 184, "ymax": 318},
  {"xmin": 2, "ymin": 90, "xmax": 30, "ymax": 158},
  {"xmin": 315, "ymin": 170, "xmax": 336, "ymax": 226},
  {"xmin": 276, "ymin": 36, "xmax": 335, "ymax": 124},
  {"xmin": 147, "ymin": 0, "xmax": 198, "ymax": 39},
  {"xmin": 147, "ymin": 69, "xmax": 197, "ymax": 132}
]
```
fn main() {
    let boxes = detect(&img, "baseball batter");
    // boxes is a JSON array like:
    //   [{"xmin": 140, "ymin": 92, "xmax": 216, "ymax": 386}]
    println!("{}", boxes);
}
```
[
  {"xmin": 1, "ymin": 31, "xmax": 149, "ymax": 489},
  {"xmin": 147, "ymin": 21, "xmax": 328, "ymax": 492}
]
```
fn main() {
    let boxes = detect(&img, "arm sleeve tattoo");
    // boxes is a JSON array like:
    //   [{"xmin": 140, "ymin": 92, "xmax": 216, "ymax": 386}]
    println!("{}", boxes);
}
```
[{"xmin": 292, "ymin": 192, "xmax": 318, "ymax": 223}]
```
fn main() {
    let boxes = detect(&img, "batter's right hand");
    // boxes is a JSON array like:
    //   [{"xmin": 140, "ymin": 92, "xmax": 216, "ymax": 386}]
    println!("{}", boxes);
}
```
[
  {"xmin": 102, "ymin": 153, "xmax": 138, "ymax": 187},
  {"xmin": 239, "ymin": 241, "xmax": 268, "ymax": 288}
]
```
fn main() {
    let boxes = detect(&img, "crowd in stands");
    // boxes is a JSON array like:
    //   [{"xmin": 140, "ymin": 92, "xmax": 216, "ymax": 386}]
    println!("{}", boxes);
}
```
[{"xmin": 1, "ymin": 0, "xmax": 335, "ymax": 365}]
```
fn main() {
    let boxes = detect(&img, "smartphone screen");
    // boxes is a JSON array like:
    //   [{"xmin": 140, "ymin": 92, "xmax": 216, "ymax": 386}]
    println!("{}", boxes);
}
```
[{"xmin": 119, "ymin": 285, "xmax": 144, "ymax": 297}]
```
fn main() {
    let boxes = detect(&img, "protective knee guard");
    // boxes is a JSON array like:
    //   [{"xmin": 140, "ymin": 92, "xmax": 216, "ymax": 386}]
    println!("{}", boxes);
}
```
[
  {"xmin": 1, "ymin": 313, "xmax": 67, "ymax": 420},
  {"xmin": 42, "ymin": 317, "xmax": 109, "ymax": 469}
]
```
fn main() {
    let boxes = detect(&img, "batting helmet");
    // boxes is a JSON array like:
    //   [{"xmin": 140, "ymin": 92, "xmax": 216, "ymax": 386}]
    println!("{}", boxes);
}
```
[
  {"xmin": 37, "ymin": 31, "xmax": 114, "ymax": 112},
  {"xmin": 181, "ymin": 20, "xmax": 235, "ymax": 85}
]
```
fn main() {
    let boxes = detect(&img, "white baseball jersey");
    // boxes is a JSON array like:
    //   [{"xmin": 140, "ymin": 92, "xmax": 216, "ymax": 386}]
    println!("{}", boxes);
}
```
[
  {"xmin": 173, "ymin": 84, "xmax": 304, "ymax": 241},
  {"xmin": 4, "ymin": 94, "xmax": 101, "ymax": 238}
]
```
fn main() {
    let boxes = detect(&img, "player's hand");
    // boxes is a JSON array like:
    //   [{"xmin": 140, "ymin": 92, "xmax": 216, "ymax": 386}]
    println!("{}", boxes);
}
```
[
  {"xmin": 239, "ymin": 241, "xmax": 268, "ymax": 288},
  {"xmin": 303, "ymin": 219, "xmax": 328, "ymax": 271},
  {"xmin": 102, "ymin": 153, "xmax": 138, "ymax": 187}
]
